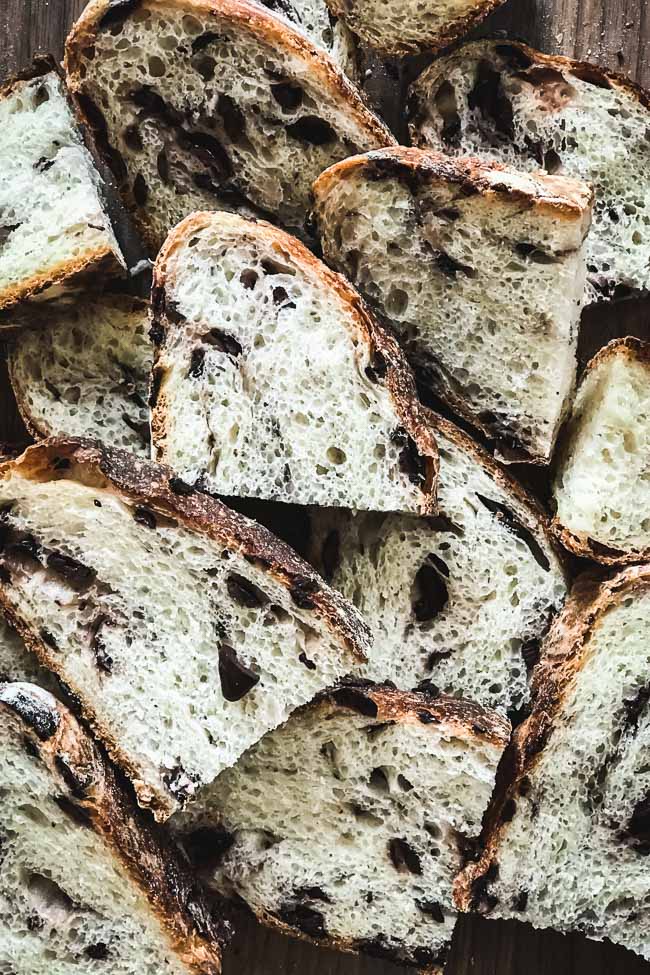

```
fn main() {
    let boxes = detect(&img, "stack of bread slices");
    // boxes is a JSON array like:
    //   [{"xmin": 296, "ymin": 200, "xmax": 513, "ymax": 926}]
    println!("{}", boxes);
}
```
[{"xmin": 1, "ymin": 0, "xmax": 649, "ymax": 972}]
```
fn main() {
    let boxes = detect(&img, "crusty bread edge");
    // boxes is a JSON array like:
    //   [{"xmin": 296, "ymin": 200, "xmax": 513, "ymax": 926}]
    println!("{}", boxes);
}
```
[
  {"xmin": 0, "ymin": 682, "xmax": 227, "ymax": 973},
  {"xmin": 453, "ymin": 566, "xmax": 650, "ymax": 913},
  {"xmin": 552, "ymin": 337, "xmax": 650, "ymax": 565},
  {"xmin": 0, "ymin": 437, "xmax": 371, "ymax": 819},
  {"xmin": 150, "ymin": 210, "xmax": 440, "ymax": 515},
  {"xmin": 226, "ymin": 681, "xmax": 510, "ymax": 970}
]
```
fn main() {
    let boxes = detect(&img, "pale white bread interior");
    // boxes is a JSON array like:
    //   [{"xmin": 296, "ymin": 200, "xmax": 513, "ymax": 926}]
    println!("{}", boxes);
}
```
[
  {"xmin": 0, "ymin": 615, "xmax": 57, "ymax": 688},
  {"xmin": 553, "ymin": 338, "xmax": 650, "ymax": 564},
  {"xmin": 325, "ymin": 0, "xmax": 507, "ymax": 55},
  {"xmin": 151, "ymin": 211, "xmax": 439, "ymax": 514},
  {"xmin": 172, "ymin": 684, "xmax": 510, "ymax": 969},
  {"xmin": 255, "ymin": 0, "xmax": 357, "ymax": 76},
  {"xmin": 0, "ymin": 63, "xmax": 125, "ymax": 315},
  {"xmin": 455, "ymin": 566, "xmax": 650, "ymax": 961},
  {"xmin": 408, "ymin": 39, "xmax": 650, "ymax": 302},
  {"xmin": 64, "ymin": 0, "xmax": 393, "ymax": 253},
  {"xmin": 8, "ymin": 294, "xmax": 152, "ymax": 457},
  {"xmin": 0, "ymin": 681, "xmax": 225, "ymax": 975},
  {"xmin": 310, "ymin": 413, "xmax": 567, "ymax": 715},
  {"xmin": 0, "ymin": 439, "xmax": 370, "ymax": 821},
  {"xmin": 313, "ymin": 147, "xmax": 592, "ymax": 465}
]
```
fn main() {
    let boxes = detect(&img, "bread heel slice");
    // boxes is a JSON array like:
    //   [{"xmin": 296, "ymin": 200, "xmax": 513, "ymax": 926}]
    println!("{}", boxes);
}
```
[
  {"xmin": 151, "ymin": 210, "xmax": 439, "ymax": 514},
  {"xmin": 0, "ymin": 680, "xmax": 226, "ymax": 974},
  {"xmin": 455, "ymin": 567, "xmax": 650, "ymax": 961},
  {"xmin": 313, "ymin": 146, "xmax": 593, "ymax": 464},
  {"xmin": 172, "ymin": 683, "xmax": 510, "ymax": 969},
  {"xmin": 0, "ymin": 58, "xmax": 126, "ymax": 320},
  {"xmin": 0, "ymin": 438, "xmax": 370, "ymax": 820},
  {"xmin": 553, "ymin": 337, "xmax": 650, "ymax": 564},
  {"xmin": 408, "ymin": 39, "xmax": 650, "ymax": 302}
]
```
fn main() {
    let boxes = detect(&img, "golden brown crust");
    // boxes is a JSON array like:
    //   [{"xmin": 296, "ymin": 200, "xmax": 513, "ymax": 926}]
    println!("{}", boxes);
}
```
[
  {"xmin": 0, "ymin": 681, "xmax": 226, "ymax": 973},
  {"xmin": 150, "ymin": 210, "xmax": 439, "ymax": 515},
  {"xmin": 453, "ymin": 566, "xmax": 650, "ymax": 911},
  {"xmin": 552, "ymin": 337, "xmax": 650, "ymax": 565},
  {"xmin": 325, "ymin": 0, "xmax": 508, "ymax": 57},
  {"xmin": 313, "ymin": 146, "xmax": 594, "ymax": 223},
  {"xmin": 0, "ymin": 438, "xmax": 370, "ymax": 817}
]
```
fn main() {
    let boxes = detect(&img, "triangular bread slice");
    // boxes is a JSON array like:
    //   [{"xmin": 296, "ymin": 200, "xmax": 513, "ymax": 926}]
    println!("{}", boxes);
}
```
[
  {"xmin": 312, "ymin": 146, "xmax": 593, "ymax": 464},
  {"xmin": 8, "ymin": 294, "xmax": 152, "ymax": 456},
  {"xmin": 553, "ymin": 337, "xmax": 650, "ymax": 564},
  {"xmin": 151, "ymin": 210, "xmax": 439, "ymax": 513},
  {"xmin": 456, "ymin": 566, "xmax": 650, "ymax": 960},
  {"xmin": 310, "ymin": 412, "xmax": 567, "ymax": 716},
  {"xmin": 407, "ymin": 39, "xmax": 650, "ymax": 302},
  {"xmin": 64, "ymin": 0, "xmax": 393, "ymax": 253},
  {"xmin": 325, "ymin": 0, "xmax": 507, "ymax": 55},
  {"xmin": 0, "ymin": 680, "xmax": 226, "ymax": 973},
  {"xmin": 0, "ymin": 58, "xmax": 125, "ymax": 317},
  {"xmin": 0, "ymin": 438, "xmax": 369, "ymax": 820},
  {"xmin": 172, "ymin": 682, "xmax": 510, "ymax": 970}
]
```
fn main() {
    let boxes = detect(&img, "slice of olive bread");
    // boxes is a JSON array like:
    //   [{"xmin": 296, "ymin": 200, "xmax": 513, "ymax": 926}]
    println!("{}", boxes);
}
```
[
  {"xmin": 553, "ymin": 338, "xmax": 650, "ymax": 565},
  {"xmin": 64, "ymin": 0, "xmax": 393, "ymax": 253},
  {"xmin": 151, "ymin": 211, "xmax": 439, "ymax": 513},
  {"xmin": 8, "ymin": 294, "xmax": 152, "ymax": 456},
  {"xmin": 313, "ymin": 147, "xmax": 593, "ymax": 464},
  {"xmin": 0, "ymin": 438, "xmax": 370, "ymax": 821},
  {"xmin": 0, "ymin": 681, "xmax": 226, "ymax": 975},
  {"xmin": 324, "ymin": 0, "xmax": 507, "ymax": 55},
  {"xmin": 311, "ymin": 413, "xmax": 567, "ymax": 716},
  {"xmin": 173, "ymin": 683, "xmax": 510, "ymax": 970},
  {"xmin": 257, "ymin": 0, "xmax": 357, "ymax": 76},
  {"xmin": 408, "ymin": 40, "xmax": 650, "ymax": 302},
  {"xmin": 457, "ymin": 567, "xmax": 650, "ymax": 961},
  {"xmin": 0, "ymin": 58, "xmax": 125, "ymax": 317}
]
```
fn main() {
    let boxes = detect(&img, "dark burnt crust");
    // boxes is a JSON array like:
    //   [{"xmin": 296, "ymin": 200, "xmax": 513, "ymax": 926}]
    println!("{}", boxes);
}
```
[
  {"xmin": 0, "ymin": 53, "xmax": 60, "ymax": 99},
  {"xmin": 150, "ymin": 211, "xmax": 439, "ymax": 515},
  {"xmin": 0, "ymin": 682, "xmax": 226, "ymax": 973},
  {"xmin": 552, "ymin": 337, "xmax": 650, "ymax": 565},
  {"xmin": 454, "ymin": 566, "xmax": 650, "ymax": 912},
  {"xmin": 324, "ymin": 0, "xmax": 508, "ymax": 57}
]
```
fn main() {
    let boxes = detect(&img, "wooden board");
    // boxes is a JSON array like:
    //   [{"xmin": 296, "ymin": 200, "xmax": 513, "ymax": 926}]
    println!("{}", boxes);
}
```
[{"xmin": 1, "ymin": 1, "xmax": 650, "ymax": 974}]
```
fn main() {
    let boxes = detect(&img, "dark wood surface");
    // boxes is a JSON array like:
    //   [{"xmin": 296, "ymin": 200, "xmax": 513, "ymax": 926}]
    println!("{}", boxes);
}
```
[{"xmin": 1, "ymin": 1, "xmax": 650, "ymax": 973}]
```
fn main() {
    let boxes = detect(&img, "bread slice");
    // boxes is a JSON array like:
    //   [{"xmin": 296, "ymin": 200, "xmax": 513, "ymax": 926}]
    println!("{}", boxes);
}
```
[
  {"xmin": 408, "ymin": 39, "xmax": 650, "ymax": 302},
  {"xmin": 324, "ymin": 0, "xmax": 506, "ymax": 55},
  {"xmin": 8, "ymin": 294, "xmax": 152, "ymax": 456},
  {"xmin": 172, "ymin": 682, "xmax": 510, "ymax": 969},
  {"xmin": 0, "ymin": 57, "xmax": 125, "ymax": 317},
  {"xmin": 64, "ymin": 0, "xmax": 393, "ymax": 253},
  {"xmin": 456, "ymin": 566, "xmax": 650, "ymax": 960},
  {"xmin": 256, "ymin": 0, "xmax": 357, "ymax": 75},
  {"xmin": 552, "ymin": 338, "xmax": 650, "ymax": 565},
  {"xmin": 151, "ymin": 210, "xmax": 439, "ymax": 514},
  {"xmin": 0, "ymin": 438, "xmax": 370, "ymax": 820},
  {"xmin": 313, "ymin": 146, "xmax": 593, "ymax": 464},
  {"xmin": 0, "ymin": 680, "xmax": 226, "ymax": 974},
  {"xmin": 310, "ymin": 412, "xmax": 567, "ymax": 715}
]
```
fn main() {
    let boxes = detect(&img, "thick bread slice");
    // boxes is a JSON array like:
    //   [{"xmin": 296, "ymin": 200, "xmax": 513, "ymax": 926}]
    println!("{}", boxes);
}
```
[
  {"xmin": 64, "ymin": 0, "xmax": 393, "ymax": 253},
  {"xmin": 8, "ymin": 294, "xmax": 152, "ymax": 456},
  {"xmin": 256, "ymin": 0, "xmax": 357, "ymax": 75},
  {"xmin": 311, "ymin": 413, "xmax": 567, "ymax": 715},
  {"xmin": 456, "ymin": 567, "xmax": 650, "ymax": 960},
  {"xmin": 0, "ymin": 681, "xmax": 226, "ymax": 974},
  {"xmin": 151, "ymin": 211, "xmax": 439, "ymax": 514},
  {"xmin": 0, "ymin": 438, "xmax": 370, "ymax": 820},
  {"xmin": 313, "ymin": 146, "xmax": 593, "ymax": 464},
  {"xmin": 325, "ymin": 0, "xmax": 506, "ymax": 55},
  {"xmin": 172, "ymin": 683, "xmax": 510, "ymax": 969},
  {"xmin": 0, "ymin": 58, "xmax": 125, "ymax": 317},
  {"xmin": 408, "ymin": 39, "xmax": 650, "ymax": 302},
  {"xmin": 553, "ymin": 338, "xmax": 650, "ymax": 565}
]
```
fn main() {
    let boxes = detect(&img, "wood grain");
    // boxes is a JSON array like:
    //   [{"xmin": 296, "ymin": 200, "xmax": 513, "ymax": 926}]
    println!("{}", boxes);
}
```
[{"xmin": 1, "ymin": 0, "xmax": 650, "ymax": 973}]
